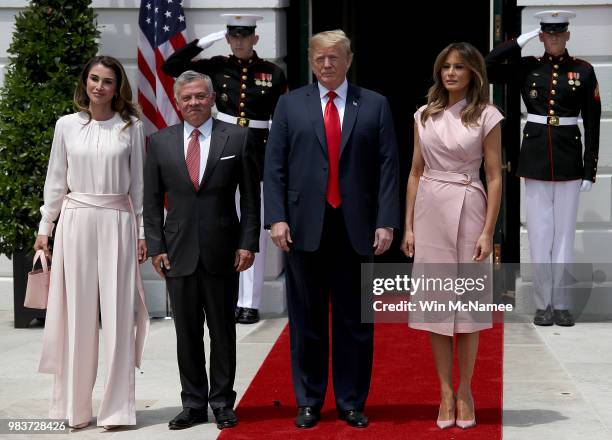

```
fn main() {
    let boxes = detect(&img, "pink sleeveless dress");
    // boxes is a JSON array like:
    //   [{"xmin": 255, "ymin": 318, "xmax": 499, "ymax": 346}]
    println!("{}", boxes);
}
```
[{"xmin": 409, "ymin": 100, "xmax": 503, "ymax": 336}]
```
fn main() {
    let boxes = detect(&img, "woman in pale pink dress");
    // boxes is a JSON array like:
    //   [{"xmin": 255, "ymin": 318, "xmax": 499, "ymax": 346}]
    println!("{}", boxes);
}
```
[
  {"xmin": 401, "ymin": 43, "xmax": 503, "ymax": 430},
  {"xmin": 33, "ymin": 56, "xmax": 149, "ymax": 429}
]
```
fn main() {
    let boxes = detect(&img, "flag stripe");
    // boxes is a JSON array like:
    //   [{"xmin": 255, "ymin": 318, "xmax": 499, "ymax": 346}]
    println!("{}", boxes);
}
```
[
  {"xmin": 137, "ymin": 51, "xmax": 156, "ymax": 92},
  {"xmin": 138, "ymin": 91, "xmax": 158, "ymax": 126},
  {"xmin": 137, "ymin": 0, "xmax": 187, "ymax": 136},
  {"xmin": 169, "ymin": 31, "xmax": 187, "ymax": 50},
  {"xmin": 138, "ymin": 71, "xmax": 156, "ymax": 106},
  {"xmin": 155, "ymin": 72, "xmax": 180, "ymax": 124}
]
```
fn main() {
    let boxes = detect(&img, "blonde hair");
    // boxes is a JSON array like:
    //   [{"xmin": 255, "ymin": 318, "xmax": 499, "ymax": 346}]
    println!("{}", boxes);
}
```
[
  {"xmin": 308, "ymin": 29, "xmax": 353, "ymax": 61},
  {"xmin": 420, "ymin": 42, "xmax": 489, "ymax": 127}
]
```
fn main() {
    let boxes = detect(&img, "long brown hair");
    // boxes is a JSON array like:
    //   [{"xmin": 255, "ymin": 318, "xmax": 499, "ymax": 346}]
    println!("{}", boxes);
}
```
[
  {"xmin": 73, "ymin": 55, "xmax": 139, "ymax": 128},
  {"xmin": 420, "ymin": 42, "xmax": 489, "ymax": 127}
]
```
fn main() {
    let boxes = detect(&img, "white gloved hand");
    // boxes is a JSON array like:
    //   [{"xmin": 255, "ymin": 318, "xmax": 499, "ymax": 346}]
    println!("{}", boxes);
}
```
[
  {"xmin": 197, "ymin": 30, "xmax": 227, "ymax": 50},
  {"xmin": 580, "ymin": 180, "xmax": 593, "ymax": 192},
  {"xmin": 517, "ymin": 28, "xmax": 541, "ymax": 48}
]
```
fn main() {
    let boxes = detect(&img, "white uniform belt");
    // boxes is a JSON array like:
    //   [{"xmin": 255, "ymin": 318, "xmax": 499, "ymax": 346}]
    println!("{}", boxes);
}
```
[
  {"xmin": 216, "ymin": 112, "xmax": 269, "ymax": 129},
  {"xmin": 527, "ymin": 114, "xmax": 578, "ymax": 126}
]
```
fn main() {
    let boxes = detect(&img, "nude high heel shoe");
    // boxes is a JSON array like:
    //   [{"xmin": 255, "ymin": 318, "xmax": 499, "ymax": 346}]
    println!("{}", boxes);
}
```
[
  {"xmin": 436, "ymin": 417, "xmax": 456, "ymax": 429},
  {"xmin": 103, "ymin": 425, "xmax": 121, "ymax": 430},
  {"xmin": 456, "ymin": 418, "xmax": 476, "ymax": 429},
  {"xmin": 69, "ymin": 422, "xmax": 89, "ymax": 429},
  {"xmin": 436, "ymin": 397, "xmax": 456, "ymax": 429},
  {"xmin": 456, "ymin": 395, "xmax": 476, "ymax": 429}
]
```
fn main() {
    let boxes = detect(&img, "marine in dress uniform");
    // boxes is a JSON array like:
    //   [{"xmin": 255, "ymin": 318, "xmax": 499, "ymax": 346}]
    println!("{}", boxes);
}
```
[
  {"xmin": 162, "ymin": 14, "xmax": 288, "ymax": 324},
  {"xmin": 486, "ymin": 10, "xmax": 601, "ymax": 326}
]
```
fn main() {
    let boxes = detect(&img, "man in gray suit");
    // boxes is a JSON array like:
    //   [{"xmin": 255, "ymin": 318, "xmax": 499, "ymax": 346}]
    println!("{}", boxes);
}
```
[{"xmin": 143, "ymin": 71, "xmax": 260, "ymax": 430}]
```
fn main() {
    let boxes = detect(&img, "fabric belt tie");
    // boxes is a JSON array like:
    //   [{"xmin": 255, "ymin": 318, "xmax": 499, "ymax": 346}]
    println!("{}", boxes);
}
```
[
  {"xmin": 216, "ymin": 111, "xmax": 270, "ymax": 129},
  {"xmin": 422, "ymin": 168, "xmax": 480, "ymax": 186},
  {"xmin": 64, "ymin": 192, "xmax": 132, "ymax": 210},
  {"xmin": 422, "ymin": 168, "xmax": 486, "ymax": 201},
  {"xmin": 527, "ymin": 114, "xmax": 578, "ymax": 126}
]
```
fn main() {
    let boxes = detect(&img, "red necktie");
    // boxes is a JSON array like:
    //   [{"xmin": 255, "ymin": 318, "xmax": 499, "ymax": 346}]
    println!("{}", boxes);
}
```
[
  {"xmin": 324, "ymin": 91, "xmax": 341, "ymax": 207},
  {"xmin": 186, "ymin": 129, "xmax": 201, "ymax": 190}
]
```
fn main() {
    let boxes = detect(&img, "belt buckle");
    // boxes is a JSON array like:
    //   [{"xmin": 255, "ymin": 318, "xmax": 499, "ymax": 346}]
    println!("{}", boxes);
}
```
[
  {"xmin": 548, "ymin": 116, "xmax": 559, "ymax": 126},
  {"xmin": 238, "ymin": 117, "xmax": 249, "ymax": 127},
  {"xmin": 461, "ymin": 174, "xmax": 471, "ymax": 185}
]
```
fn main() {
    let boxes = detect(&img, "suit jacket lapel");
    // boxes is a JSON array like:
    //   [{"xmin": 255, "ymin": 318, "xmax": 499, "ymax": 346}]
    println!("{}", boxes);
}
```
[
  {"xmin": 170, "ymin": 123, "xmax": 193, "ymax": 189},
  {"xmin": 306, "ymin": 83, "xmax": 327, "ymax": 154},
  {"xmin": 201, "ymin": 119, "xmax": 228, "ymax": 187},
  {"xmin": 340, "ymin": 84, "xmax": 360, "ymax": 156}
]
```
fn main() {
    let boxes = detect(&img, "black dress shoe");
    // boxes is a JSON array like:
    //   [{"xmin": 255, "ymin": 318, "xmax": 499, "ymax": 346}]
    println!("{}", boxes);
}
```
[
  {"xmin": 533, "ymin": 306, "xmax": 554, "ymax": 326},
  {"xmin": 553, "ymin": 309, "xmax": 575, "ymax": 326},
  {"xmin": 168, "ymin": 407, "xmax": 207, "ymax": 430},
  {"xmin": 235, "ymin": 307, "xmax": 243, "ymax": 321},
  {"xmin": 237, "ymin": 307, "xmax": 260, "ymax": 324},
  {"xmin": 213, "ymin": 407, "xmax": 238, "ymax": 430},
  {"xmin": 339, "ymin": 410, "xmax": 369, "ymax": 428},
  {"xmin": 295, "ymin": 406, "xmax": 320, "ymax": 428}
]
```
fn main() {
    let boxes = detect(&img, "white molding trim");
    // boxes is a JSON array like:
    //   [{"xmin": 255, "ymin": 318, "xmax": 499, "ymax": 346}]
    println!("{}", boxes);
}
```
[{"xmin": 0, "ymin": 0, "xmax": 290, "ymax": 9}]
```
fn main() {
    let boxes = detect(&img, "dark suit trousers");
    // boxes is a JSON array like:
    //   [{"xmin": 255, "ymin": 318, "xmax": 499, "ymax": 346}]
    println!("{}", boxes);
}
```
[
  {"xmin": 285, "ymin": 204, "xmax": 374, "ymax": 411},
  {"xmin": 166, "ymin": 262, "xmax": 238, "ymax": 410}
]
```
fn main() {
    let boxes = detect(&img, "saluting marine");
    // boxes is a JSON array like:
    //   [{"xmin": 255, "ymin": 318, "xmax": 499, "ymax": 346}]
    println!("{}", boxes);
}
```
[
  {"xmin": 163, "ymin": 14, "xmax": 288, "ymax": 324},
  {"xmin": 486, "ymin": 10, "xmax": 601, "ymax": 326}
]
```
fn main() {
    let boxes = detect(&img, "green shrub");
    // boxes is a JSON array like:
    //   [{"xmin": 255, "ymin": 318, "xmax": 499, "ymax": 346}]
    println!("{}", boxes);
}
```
[{"xmin": 0, "ymin": 0, "xmax": 99, "ymax": 256}]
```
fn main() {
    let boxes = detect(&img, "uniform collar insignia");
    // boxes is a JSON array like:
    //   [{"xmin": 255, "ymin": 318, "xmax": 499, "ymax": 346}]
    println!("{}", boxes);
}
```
[
  {"xmin": 230, "ymin": 50, "xmax": 261, "ymax": 65},
  {"xmin": 542, "ymin": 49, "xmax": 570, "ymax": 64}
]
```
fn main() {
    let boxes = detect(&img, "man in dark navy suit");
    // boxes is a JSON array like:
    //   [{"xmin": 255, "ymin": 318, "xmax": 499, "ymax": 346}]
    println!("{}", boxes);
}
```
[{"xmin": 264, "ymin": 30, "xmax": 399, "ymax": 429}]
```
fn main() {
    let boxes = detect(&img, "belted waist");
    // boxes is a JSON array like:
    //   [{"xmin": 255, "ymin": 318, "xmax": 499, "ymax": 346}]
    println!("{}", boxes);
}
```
[
  {"xmin": 65, "ymin": 192, "xmax": 131, "ymax": 211},
  {"xmin": 422, "ymin": 168, "xmax": 480, "ymax": 185}
]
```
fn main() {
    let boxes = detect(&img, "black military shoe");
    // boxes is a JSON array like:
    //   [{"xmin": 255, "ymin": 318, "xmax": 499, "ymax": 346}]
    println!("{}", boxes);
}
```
[
  {"xmin": 237, "ymin": 307, "xmax": 260, "ymax": 324},
  {"xmin": 533, "ymin": 306, "xmax": 554, "ymax": 326},
  {"xmin": 295, "ymin": 406, "xmax": 320, "ymax": 428},
  {"xmin": 338, "ymin": 410, "xmax": 369, "ymax": 428},
  {"xmin": 168, "ymin": 407, "xmax": 207, "ymax": 430},
  {"xmin": 212, "ymin": 407, "xmax": 238, "ymax": 430},
  {"xmin": 553, "ymin": 309, "xmax": 575, "ymax": 327}
]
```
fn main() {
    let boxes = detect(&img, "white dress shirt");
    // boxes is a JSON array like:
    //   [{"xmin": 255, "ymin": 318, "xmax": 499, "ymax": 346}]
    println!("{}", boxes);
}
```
[
  {"xmin": 183, "ymin": 118, "xmax": 213, "ymax": 184},
  {"xmin": 318, "ymin": 79, "xmax": 348, "ymax": 128}
]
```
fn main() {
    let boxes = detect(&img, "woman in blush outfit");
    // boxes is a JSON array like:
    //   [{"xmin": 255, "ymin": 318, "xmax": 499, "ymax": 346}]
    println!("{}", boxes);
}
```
[
  {"xmin": 401, "ymin": 43, "xmax": 503, "ymax": 430},
  {"xmin": 33, "ymin": 56, "xmax": 149, "ymax": 430}
]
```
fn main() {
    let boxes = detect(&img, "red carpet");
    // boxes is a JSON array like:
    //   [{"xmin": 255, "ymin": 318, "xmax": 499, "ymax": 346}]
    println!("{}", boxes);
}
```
[{"xmin": 220, "ymin": 322, "xmax": 503, "ymax": 439}]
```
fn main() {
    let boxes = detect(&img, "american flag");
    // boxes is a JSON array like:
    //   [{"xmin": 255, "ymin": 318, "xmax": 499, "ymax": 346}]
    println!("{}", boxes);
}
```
[{"xmin": 138, "ymin": 0, "xmax": 187, "ymax": 136}]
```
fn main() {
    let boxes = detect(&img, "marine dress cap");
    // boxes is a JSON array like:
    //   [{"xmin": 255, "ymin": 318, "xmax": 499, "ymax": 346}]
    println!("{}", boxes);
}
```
[
  {"xmin": 534, "ymin": 10, "xmax": 576, "ymax": 33},
  {"xmin": 221, "ymin": 14, "xmax": 263, "ymax": 37}
]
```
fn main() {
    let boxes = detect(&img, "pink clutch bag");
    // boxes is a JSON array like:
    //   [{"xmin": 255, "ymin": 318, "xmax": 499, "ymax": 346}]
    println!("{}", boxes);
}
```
[{"xmin": 24, "ymin": 250, "xmax": 51, "ymax": 309}]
